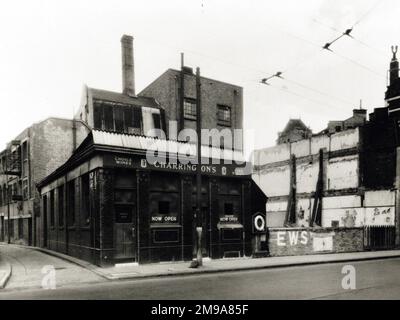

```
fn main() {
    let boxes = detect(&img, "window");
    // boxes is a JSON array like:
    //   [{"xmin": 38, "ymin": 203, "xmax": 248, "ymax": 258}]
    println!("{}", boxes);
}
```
[
  {"xmin": 152, "ymin": 113, "xmax": 161, "ymax": 130},
  {"xmin": 93, "ymin": 103, "xmax": 144, "ymax": 135},
  {"xmin": 183, "ymin": 98, "xmax": 197, "ymax": 120},
  {"xmin": 115, "ymin": 205, "xmax": 132, "ymax": 223},
  {"xmin": 43, "ymin": 195, "xmax": 47, "ymax": 225},
  {"xmin": 114, "ymin": 107, "xmax": 124, "ymax": 132},
  {"xmin": 103, "ymin": 105, "xmax": 114, "ymax": 131},
  {"xmin": 21, "ymin": 141, "xmax": 29, "ymax": 178},
  {"xmin": 153, "ymin": 229, "xmax": 179, "ymax": 243},
  {"xmin": 58, "ymin": 185, "xmax": 64, "ymax": 227},
  {"xmin": 49, "ymin": 190, "xmax": 55, "ymax": 227},
  {"xmin": 0, "ymin": 186, "xmax": 2, "ymax": 206},
  {"xmin": 81, "ymin": 174, "xmax": 90, "ymax": 226},
  {"xmin": 22, "ymin": 180, "xmax": 28, "ymax": 200},
  {"xmin": 217, "ymin": 105, "xmax": 231, "ymax": 126},
  {"xmin": 158, "ymin": 201, "xmax": 170, "ymax": 215},
  {"xmin": 18, "ymin": 218, "xmax": 23, "ymax": 239},
  {"xmin": 224, "ymin": 202, "xmax": 234, "ymax": 215},
  {"xmin": 3, "ymin": 184, "xmax": 7, "ymax": 205},
  {"xmin": 67, "ymin": 180, "xmax": 75, "ymax": 227}
]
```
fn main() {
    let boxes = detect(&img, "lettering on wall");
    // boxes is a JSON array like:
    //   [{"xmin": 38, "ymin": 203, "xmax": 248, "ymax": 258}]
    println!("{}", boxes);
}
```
[
  {"xmin": 341, "ymin": 210, "xmax": 357, "ymax": 228},
  {"xmin": 365, "ymin": 207, "xmax": 394, "ymax": 226},
  {"xmin": 276, "ymin": 231, "xmax": 334, "ymax": 252},
  {"xmin": 277, "ymin": 231, "xmax": 309, "ymax": 246}
]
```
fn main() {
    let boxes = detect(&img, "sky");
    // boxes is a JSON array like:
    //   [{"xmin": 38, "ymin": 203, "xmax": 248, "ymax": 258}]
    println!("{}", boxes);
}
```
[{"xmin": 1, "ymin": 0, "xmax": 399, "ymax": 155}]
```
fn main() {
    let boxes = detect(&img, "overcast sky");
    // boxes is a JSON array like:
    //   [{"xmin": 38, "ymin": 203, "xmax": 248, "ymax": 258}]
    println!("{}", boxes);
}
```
[{"xmin": 1, "ymin": 0, "xmax": 399, "ymax": 154}]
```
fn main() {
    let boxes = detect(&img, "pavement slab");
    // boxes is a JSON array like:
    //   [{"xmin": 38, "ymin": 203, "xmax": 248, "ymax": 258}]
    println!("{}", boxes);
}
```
[{"xmin": 0, "ymin": 244, "xmax": 104, "ymax": 291}]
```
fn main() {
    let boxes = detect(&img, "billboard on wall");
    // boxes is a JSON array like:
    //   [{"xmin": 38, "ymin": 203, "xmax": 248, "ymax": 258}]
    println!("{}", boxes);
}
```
[{"xmin": 364, "ymin": 207, "xmax": 395, "ymax": 226}]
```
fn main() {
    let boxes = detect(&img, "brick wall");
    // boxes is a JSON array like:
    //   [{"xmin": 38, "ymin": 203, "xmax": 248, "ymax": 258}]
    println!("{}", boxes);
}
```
[
  {"xmin": 268, "ymin": 227, "xmax": 363, "ymax": 256},
  {"xmin": 139, "ymin": 69, "xmax": 244, "ymax": 150}
]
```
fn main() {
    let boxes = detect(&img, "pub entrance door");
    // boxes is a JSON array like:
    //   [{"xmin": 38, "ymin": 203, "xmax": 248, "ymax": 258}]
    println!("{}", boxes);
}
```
[{"xmin": 114, "ymin": 204, "xmax": 136, "ymax": 261}]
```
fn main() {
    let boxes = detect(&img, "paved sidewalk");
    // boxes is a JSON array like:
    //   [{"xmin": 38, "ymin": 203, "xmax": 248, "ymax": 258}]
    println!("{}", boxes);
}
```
[
  {"xmin": 0, "ymin": 244, "xmax": 104, "ymax": 291},
  {"xmin": 31, "ymin": 246, "xmax": 400, "ymax": 281}
]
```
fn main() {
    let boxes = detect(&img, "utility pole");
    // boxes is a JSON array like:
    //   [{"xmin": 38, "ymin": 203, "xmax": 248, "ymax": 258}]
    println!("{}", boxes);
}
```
[
  {"xmin": 190, "ymin": 67, "xmax": 203, "ymax": 268},
  {"xmin": 6, "ymin": 172, "xmax": 10, "ymax": 244},
  {"xmin": 179, "ymin": 53, "xmax": 185, "ymax": 133}
]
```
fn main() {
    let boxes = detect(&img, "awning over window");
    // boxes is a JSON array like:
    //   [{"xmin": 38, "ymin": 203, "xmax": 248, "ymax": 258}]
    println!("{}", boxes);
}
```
[{"xmin": 217, "ymin": 223, "xmax": 244, "ymax": 230}]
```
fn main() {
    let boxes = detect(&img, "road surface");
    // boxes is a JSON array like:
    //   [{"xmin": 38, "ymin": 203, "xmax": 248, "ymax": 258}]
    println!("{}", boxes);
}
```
[{"xmin": 0, "ymin": 257, "xmax": 400, "ymax": 299}]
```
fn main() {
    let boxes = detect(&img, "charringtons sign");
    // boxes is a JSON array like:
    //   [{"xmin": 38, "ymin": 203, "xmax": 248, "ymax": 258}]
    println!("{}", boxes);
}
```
[{"xmin": 104, "ymin": 154, "xmax": 250, "ymax": 177}]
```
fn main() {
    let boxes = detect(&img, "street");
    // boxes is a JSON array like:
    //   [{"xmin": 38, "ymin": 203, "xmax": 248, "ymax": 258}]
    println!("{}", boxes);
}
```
[{"xmin": 0, "ymin": 257, "xmax": 400, "ymax": 299}]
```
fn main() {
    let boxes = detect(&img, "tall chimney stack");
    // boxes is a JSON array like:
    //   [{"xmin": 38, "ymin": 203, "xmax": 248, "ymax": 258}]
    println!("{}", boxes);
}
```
[{"xmin": 121, "ymin": 34, "xmax": 135, "ymax": 96}]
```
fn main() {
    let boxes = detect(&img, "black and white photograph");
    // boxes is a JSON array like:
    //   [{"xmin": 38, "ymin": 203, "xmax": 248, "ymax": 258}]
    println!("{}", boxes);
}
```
[{"xmin": 0, "ymin": 0, "xmax": 399, "ymax": 312}]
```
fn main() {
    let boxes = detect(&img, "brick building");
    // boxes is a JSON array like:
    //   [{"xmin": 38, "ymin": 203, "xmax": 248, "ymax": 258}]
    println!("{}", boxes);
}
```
[
  {"xmin": 139, "ymin": 65, "xmax": 243, "ymax": 150},
  {"xmin": 37, "ymin": 35, "xmax": 266, "ymax": 266},
  {"xmin": 0, "ymin": 118, "xmax": 89, "ymax": 246}
]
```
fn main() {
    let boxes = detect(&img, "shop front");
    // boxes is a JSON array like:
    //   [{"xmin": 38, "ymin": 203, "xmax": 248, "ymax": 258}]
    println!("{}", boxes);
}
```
[{"xmin": 37, "ymin": 135, "xmax": 266, "ymax": 266}]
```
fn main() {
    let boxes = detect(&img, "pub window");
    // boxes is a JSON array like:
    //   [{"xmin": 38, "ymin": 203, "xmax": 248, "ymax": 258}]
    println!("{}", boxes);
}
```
[
  {"xmin": 153, "ymin": 229, "xmax": 179, "ymax": 243},
  {"xmin": 81, "ymin": 174, "xmax": 90, "ymax": 226},
  {"xmin": 115, "ymin": 189, "xmax": 135, "ymax": 203},
  {"xmin": 222, "ymin": 229, "xmax": 241, "ymax": 241},
  {"xmin": 58, "ymin": 185, "xmax": 64, "ymax": 227},
  {"xmin": 158, "ymin": 201, "xmax": 170, "ymax": 215},
  {"xmin": 49, "ymin": 190, "xmax": 55, "ymax": 227},
  {"xmin": 217, "ymin": 105, "xmax": 231, "ymax": 126},
  {"xmin": 115, "ymin": 204, "xmax": 133, "ymax": 223},
  {"xmin": 184, "ymin": 98, "xmax": 197, "ymax": 120},
  {"xmin": 224, "ymin": 202, "xmax": 234, "ymax": 215},
  {"xmin": 150, "ymin": 193, "xmax": 179, "ymax": 224},
  {"xmin": 67, "ymin": 180, "xmax": 75, "ymax": 227}
]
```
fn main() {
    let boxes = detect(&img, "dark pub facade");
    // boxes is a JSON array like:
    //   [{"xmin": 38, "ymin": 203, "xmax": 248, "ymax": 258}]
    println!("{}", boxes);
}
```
[
  {"xmin": 37, "ymin": 131, "xmax": 265, "ymax": 266},
  {"xmin": 36, "ymin": 34, "xmax": 266, "ymax": 266}
]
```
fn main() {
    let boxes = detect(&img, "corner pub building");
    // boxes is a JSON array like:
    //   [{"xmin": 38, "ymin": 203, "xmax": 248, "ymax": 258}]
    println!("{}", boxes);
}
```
[{"xmin": 37, "ymin": 35, "xmax": 266, "ymax": 266}]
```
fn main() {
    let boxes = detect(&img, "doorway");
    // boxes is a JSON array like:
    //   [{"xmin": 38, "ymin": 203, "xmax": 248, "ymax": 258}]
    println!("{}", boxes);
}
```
[{"xmin": 114, "ymin": 204, "xmax": 136, "ymax": 261}]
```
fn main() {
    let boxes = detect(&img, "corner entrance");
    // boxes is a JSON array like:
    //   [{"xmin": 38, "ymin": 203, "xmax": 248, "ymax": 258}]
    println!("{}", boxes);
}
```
[{"xmin": 114, "ymin": 204, "xmax": 136, "ymax": 261}]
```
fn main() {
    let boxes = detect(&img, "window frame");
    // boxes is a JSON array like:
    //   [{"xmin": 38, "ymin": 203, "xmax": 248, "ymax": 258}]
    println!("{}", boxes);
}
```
[
  {"xmin": 217, "ymin": 104, "xmax": 232, "ymax": 127},
  {"xmin": 183, "ymin": 98, "xmax": 197, "ymax": 120}
]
